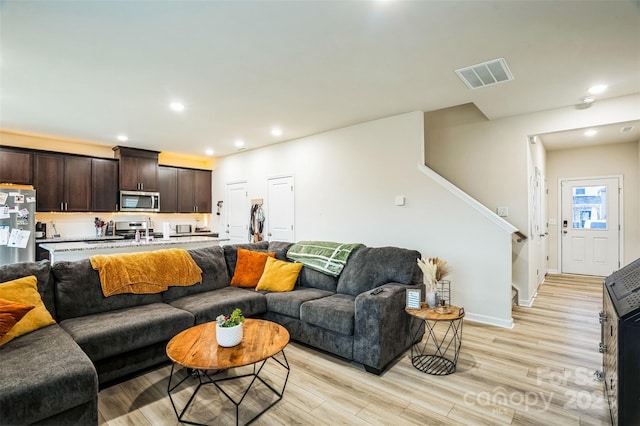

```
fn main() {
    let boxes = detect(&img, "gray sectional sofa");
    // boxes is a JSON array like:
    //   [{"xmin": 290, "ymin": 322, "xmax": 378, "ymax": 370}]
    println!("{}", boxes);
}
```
[{"xmin": 0, "ymin": 241, "xmax": 423, "ymax": 425}]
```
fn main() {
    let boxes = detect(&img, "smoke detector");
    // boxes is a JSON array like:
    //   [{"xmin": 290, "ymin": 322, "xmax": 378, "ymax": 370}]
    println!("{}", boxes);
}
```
[{"xmin": 455, "ymin": 58, "xmax": 514, "ymax": 89}]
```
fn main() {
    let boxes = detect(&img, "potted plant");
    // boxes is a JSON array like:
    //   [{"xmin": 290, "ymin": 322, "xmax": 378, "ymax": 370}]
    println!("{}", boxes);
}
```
[
  {"xmin": 215, "ymin": 308, "xmax": 245, "ymax": 347},
  {"xmin": 417, "ymin": 258, "xmax": 451, "ymax": 309},
  {"xmin": 94, "ymin": 217, "xmax": 105, "ymax": 238}
]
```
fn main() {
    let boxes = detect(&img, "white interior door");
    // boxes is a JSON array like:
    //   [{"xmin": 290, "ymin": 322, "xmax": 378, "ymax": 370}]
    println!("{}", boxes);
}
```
[
  {"xmin": 561, "ymin": 177, "xmax": 620, "ymax": 276},
  {"xmin": 225, "ymin": 181, "xmax": 248, "ymax": 244},
  {"xmin": 533, "ymin": 168, "xmax": 548, "ymax": 286},
  {"xmin": 266, "ymin": 175, "xmax": 294, "ymax": 242}
]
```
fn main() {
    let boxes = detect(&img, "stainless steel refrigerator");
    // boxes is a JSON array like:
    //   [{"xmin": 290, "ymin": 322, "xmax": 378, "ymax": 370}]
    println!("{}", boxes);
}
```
[{"xmin": 0, "ymin": 185, "xmax": 36, "ymax": 265}]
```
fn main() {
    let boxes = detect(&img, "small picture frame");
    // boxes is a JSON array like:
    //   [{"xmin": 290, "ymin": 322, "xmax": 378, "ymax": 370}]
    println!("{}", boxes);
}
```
[{"xmin": 406, "ymin": 288, "xmax": 422, "ymax": 310}]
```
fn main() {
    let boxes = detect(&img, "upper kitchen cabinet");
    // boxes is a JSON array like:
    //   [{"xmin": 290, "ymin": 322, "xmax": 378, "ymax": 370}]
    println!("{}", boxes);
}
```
[
  {"xmin": 34, "ymin": 153, "xmax": 91, "ymax": 212},
  {"xmin": 158, "ymin": 165, "xmax": 178, "ymax": 213},
  {"xmin": 177, "ymin": 168, "xmax": 212, "ymax": 213},
  {"xmin": 113, "ymin": 146, "xmax": 159, "ymax": 192},
  {"xmin": 0, "ymin": 147, "xmax": 33, "ymax": 184},
  {"xmin": 92, "ymin": 158, "xmax": 119, "ymax": 212}
]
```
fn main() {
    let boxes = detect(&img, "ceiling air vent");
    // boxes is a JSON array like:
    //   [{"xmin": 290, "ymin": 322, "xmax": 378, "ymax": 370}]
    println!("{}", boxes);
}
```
[
  {"xmin": 620, "ymin": 126, "xmax": 634, "ymax": 133},
  {"xmin": 455, "ymin": 58, "xmax": 514, "ymax": 90}
]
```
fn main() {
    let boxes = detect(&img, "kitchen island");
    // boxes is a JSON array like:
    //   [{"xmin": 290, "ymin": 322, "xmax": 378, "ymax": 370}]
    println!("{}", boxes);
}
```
[{"xmin": 40, "ymin": 236, "xmax": 228, "ymax": 264}]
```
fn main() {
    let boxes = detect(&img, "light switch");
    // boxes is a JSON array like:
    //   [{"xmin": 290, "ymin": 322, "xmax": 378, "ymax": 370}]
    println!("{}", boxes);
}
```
[
  {"xmin": 395, "ymin": 196, "xmax": 405, "ymax": 206},
  {"xmin": 497, "ymin": 207, "xmax": 508, "ymax": 217}
]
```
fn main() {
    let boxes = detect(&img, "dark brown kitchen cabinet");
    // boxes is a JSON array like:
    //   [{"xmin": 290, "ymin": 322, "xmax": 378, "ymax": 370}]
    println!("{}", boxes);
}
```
[
  {"xmin": 34, "ymin": 153, "xmax": 91, "ymax": 211},
  {"xmin": 113, "ymin": 146, "xmax": 159, "ymax": 191},
  {"xmin": 177, "ymin": 168, "xmax": 212, "ymax": 213},
  {"xmin": 158, "ymin": 165, "xmax": 178, "ymax": 213},
  {"xmin": 92, "ymin": 158, "xmax": 119, "ymax": 212},
  {"xmin": 194, "ymin": 169, "xmax": 212, "ymax": 213},
  {"xmin": 0, "ymin": 147, "xmax": 33, "ymax": 184}
]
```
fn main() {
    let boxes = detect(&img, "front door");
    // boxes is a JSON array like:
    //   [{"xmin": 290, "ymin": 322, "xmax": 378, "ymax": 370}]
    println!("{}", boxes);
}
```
[
  {"xmin": 561, "ymin": 177, "xmax": 620, "ymax": 276},
  {"xmin": 225, "ymin": 181, "xmax": 249, "ymax": 244}
]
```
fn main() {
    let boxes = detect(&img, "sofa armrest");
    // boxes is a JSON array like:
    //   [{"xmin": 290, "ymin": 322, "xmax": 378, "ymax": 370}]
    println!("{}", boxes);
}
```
[{"xmin": 353, "ymin": 283, "xmax": 424, "ymax": 374}]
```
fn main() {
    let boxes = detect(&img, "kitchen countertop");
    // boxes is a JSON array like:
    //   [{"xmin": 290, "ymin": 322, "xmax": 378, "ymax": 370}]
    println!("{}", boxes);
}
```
[
  {"xmin": 39, "ymin": 236, "xmax": 225, "ymax": 253},
  {"xmin": 36, "ymin": 232, "xmax": 218, "ymax": 244},
  {"xmin": 36, "ymin": 236, "xmax": 126, "ymax": 243}
]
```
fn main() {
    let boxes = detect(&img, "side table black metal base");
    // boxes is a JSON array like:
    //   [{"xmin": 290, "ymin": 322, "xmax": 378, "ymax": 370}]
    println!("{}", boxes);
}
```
[{"xmin": 408, "ymin": 304, "xmax": 464, "ymax": 376}]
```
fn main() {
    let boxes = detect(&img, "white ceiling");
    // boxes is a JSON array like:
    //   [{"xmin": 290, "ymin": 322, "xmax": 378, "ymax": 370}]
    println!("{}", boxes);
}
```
[
  {"xmin": 1, "ymin": 0, "xmax": 639, "ymax": 158},
  {"xmin": 539, "ymin": 120, "xmax": 640, "ymax": 151}
]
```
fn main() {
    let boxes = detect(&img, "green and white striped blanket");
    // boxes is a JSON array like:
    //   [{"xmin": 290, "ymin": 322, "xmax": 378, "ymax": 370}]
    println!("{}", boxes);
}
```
[{"xmin": 286, "ymin": 241, "xmax": 364, "ymax": 277}]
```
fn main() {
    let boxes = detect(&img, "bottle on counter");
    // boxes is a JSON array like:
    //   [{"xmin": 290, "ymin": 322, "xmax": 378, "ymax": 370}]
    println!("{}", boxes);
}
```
[{"xmin": 135, "ymin": 230, "xmax": 141, "ymax": 243}]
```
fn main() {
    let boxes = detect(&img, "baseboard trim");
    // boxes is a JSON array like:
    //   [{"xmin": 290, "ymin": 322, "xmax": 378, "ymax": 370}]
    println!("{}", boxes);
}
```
[
  {"xmin": 464, "ymin": 312, "xmax": 514, "ymax": 329},
  {"xmin": 518, "ymin": 291, "xmax": 538, "ymax": 307},
  {"xmin": 547, "ymin": 269, "xmax": 559, "ymax": 274}
]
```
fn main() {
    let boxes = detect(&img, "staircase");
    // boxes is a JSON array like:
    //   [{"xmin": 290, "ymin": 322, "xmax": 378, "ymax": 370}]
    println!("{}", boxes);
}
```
[{"xmin": 512, "ymin": 286, "xmax": 519, "ymax": 306}]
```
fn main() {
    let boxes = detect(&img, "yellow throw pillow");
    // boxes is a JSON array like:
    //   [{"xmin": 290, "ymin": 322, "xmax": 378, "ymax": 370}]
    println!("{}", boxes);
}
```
[
  {"xmin": 0, "ymin": 275, "xmax": 56, "ymax": 346},
  {"xmin": 230, "ymin": 249, "xmax": 276, "ymax": 288},
  {"xmin": 255, "ymin": 257, "xmax": 303, "ymax": 292}
]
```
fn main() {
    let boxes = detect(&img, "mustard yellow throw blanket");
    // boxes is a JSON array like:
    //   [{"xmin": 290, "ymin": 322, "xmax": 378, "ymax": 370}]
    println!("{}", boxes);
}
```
[{"xmin": 90, "ymin": 249, "xmax": 203, "ymax": 297}]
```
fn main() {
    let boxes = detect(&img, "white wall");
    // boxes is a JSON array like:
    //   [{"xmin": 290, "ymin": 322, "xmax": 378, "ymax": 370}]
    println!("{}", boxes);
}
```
[
  {"xmin": 212, "ymin": 111, "xmax": 515, "ymax": 327},
  {"xmin": 546, "ymin": 141, "xmax": 640, "ymax": 271},
  {"xmin": 424, "ymin": 94, "xmax": 640, "ymax": 303}
]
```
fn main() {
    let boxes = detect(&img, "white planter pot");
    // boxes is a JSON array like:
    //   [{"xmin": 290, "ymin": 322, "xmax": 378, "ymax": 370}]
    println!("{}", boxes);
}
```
[
  {"xmin": 216, "ymin": 322, "xmax": 243, "ymax": 347},
  {"xmin": 426, "ymin": 290, "xmax": 437, "ymax": 309}
]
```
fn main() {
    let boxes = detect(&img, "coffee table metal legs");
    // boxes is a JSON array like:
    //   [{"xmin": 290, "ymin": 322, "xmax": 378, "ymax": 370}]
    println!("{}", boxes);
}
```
[{"xmin": 168, "ymin": 350, "xmax": 290, "ymax": 425}]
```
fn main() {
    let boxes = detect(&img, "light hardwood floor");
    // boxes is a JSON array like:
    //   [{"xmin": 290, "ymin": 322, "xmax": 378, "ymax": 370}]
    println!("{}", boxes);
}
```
[{"xmin": 98, "ymin": 274, "xmax": 611, "ymax": 425}]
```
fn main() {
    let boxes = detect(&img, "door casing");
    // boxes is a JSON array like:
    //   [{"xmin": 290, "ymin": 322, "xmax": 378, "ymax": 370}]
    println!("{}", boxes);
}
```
[{"xmin": 558, "ymin": 175, "xmax": 623, "ymax": 276}]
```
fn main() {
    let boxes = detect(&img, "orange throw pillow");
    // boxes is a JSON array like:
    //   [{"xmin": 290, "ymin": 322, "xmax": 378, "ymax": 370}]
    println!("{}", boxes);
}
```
[
  {"xmin": 0, "ymin": 298, "xmax": 35, "ymax": 339},
  {"xmin": 230, "ymin": 249, "xmax": 276, "ymax": 288}
]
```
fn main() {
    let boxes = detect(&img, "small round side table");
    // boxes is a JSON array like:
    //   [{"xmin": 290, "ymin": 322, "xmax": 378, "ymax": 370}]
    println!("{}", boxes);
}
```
[{"xmin": 405, "ymin": 302, "xmax": 465, "ymax": 375}]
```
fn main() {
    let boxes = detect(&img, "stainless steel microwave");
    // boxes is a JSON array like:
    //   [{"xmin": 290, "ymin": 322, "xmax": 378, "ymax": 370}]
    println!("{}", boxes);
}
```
[{"xmin": 119, "ymin": 191, "xmax": 160, "ymax": 212}]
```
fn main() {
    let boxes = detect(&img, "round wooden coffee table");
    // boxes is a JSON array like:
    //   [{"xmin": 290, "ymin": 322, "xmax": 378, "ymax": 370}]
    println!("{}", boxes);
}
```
[{"xmin": 166, "ymin": 318, "xmax": 290, "ymax": 426}]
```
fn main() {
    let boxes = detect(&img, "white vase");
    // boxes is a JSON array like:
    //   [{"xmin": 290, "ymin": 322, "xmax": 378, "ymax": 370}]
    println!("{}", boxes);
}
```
[
  {"xmin": 216, "ymin": 322, "xmax": 243, "ymax": 347},
  {"xmin": 426, "ymin": 289, "xmax": 437, "ymax": 309}
]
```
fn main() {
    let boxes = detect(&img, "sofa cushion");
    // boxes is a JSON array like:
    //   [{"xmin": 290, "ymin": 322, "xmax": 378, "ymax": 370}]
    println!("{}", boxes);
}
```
[
  {"xmin": 223, "ymin": 241, "xmax": 270, "ymax": 279},
  {"xmin": 59, "ymin": 303, "xmax": 194, "ymax": 362},
  {"xmin": 0, "ymin": 323, "xmax": 97, "ymax": 425},
  {"xmin": 163, "ymin": 246, "xmax": 231, "ymax": 302},
  {"xmin": 265, "ymin": 287, "xmax": 334, "ymax": 318},
  {"xmin": 168, "ymin": 287, "xmax": 267, "ymax": 325},
  {"xmin": 230, "ymin": 248, "xmax": 275, "ymax": 287},
  {"xmin": 269, "ymin": 241, "xmax": 339, "ymax": 292},
  {"xmin": 53, "ymin": 259, "xmax": 163, "ymax": 321},
  {"xmin": 300, "ymin": 293, "xmax": 355, "ymax": 335},
  {"xmin": 0, "ymin": 276, "xmax": 56, "ymax": 346},
  {"xmin": 267, "ymin": 241, "xmax": 295, "ymax": 260},
  {"xmin": 0, "ymin": 259, "xmax": 55, "ymax": 319},
  {"xmin": 337, "ymin": 246, "xmax": 421, "ymax": 296},
  {"xmin": 256, "ymin": 257, "xmax": 303, "ymax": 292},
  {"xmin": 298, "ymin": 266, "xmax": 339, "ymax": 292}
]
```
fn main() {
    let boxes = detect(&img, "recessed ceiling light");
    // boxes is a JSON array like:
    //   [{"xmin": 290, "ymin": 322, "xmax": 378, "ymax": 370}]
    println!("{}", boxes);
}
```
[
  {"xmin": 234, "ymin": 139, "xmax": 245, "ymax": 149},
  {"xmin": 583, "ymin": 96, "xmax": 596, "ymax": 103},
  {"xmin": 205, "ymin": 148, "xmax": 214, "ymax": 156},
  {"xmin": 587, "ymin": 84, "xmax": 608, "ymax": 95},
  {"xmin": 271, "ymin": 127, "xmax": 283, "ymax": 137},
  {"xmin": 584, "ymin": 129, "xmax": 598, "ymax": 137},
  {"xmin": 169, "ymin": 102, "xmax": 185, "ymax": 112},
  {"xmin": 117, "ymin": 134, "xmax": 129, "ymax": 142}
]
